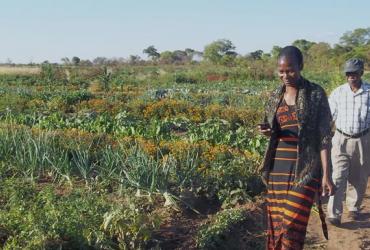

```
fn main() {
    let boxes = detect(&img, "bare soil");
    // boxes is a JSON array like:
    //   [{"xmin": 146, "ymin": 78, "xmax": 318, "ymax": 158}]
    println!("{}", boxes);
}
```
[
  {"xmin": 153, "ymin": 179, "xmax": 370, "ymax": 250},
  {"xmin": 305, "ymin": 178, "xmax": 370, "ymax": 250},
  {"xmin": 151, "ymin": 198, "xmax": 265, "ymax": 250}
]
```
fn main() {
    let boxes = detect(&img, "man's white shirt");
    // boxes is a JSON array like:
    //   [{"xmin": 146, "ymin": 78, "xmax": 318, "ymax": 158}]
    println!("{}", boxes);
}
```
[{"xmin": 329, "ymin": 81, "xmax": 370, "ymax": 135}]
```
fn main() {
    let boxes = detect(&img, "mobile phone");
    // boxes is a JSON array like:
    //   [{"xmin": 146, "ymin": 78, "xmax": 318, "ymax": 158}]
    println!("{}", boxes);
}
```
[{"xmin": 258, "ymin": 123, "xmax": 270, "ymax": 130}]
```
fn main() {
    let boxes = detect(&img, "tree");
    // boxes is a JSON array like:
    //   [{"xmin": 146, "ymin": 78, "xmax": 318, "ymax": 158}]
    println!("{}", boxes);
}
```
[
  {"xmin": 128, "ymin": 55, "xmax": 142, "ymax": 65},
  {"xmin": 345, "ymin": 44, "xmax": 370, "ymax": 61},
  {"xmin": 158, "ymin": 49, "xmax": 198, "ymax": 64},
  {"xmin": 143, "ymin": 45, "xmax": 160, "ymax": 60},
  {"xmin": 340, "ymin": 27, "xmax": 370, "ymax": 47},
  {"xmin": 330, "ymin": 44, "xmax": 352, "ymax": 68},
  {"xmin": 307, "ymin": 42, "xmax": 332, "ymax": 69},
  {"xmin": 270, "ymin": 46, "xmax": 282, "ymax": 59},
  {"xmin": 249, "ymin": 50, "xmax": 264, "ymax": 60},
  {"xmin": 172, "ymin": 50, "xmax": 189, "ymax": 63},
  {"xmin": 185, "ymin": 48, "xmax": 195, "ymax": 57},
  {"xmin": 221, "ymin": 52, "xmax": 238, "ymax": 65},
  {"xmin": 93, "ymin": 57, "xmax": 108, "ymax": 65},
  {"xmin": 292, "ymin": 39, "xmax": 316, "ymax": 54},
  {"xmin": 307, "ymin": 42, "xmax": 331, "ymax": 60},
  {"xmin": 72, "ymin": 56, "xmax": 80, "ymax": 65},
  {"xmin": 203, "ymin": 39, "xmax": 237, "ymax": 64},
  {"xmin": 79, "ymin": 60, "xmax": 93, "ymax": 66},
  {"xmin": 159, "ymin": 51, "xmax": 174, "ymax": 64},
  {"xmin": 184, "ymin": 48, "xmax": 196, "ymax": 61}
]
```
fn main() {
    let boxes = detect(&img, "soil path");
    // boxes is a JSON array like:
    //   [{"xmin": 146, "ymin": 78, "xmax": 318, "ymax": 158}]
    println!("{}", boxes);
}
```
[{"xmin": 305, "ymin": 178, "xmax": 370, "ymax": 250}]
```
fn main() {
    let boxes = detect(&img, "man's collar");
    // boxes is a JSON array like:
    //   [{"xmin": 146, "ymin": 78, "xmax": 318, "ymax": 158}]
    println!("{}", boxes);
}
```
[{"xmin": 347, "ymin": 80, "xmax": 368, "ymax": 95}]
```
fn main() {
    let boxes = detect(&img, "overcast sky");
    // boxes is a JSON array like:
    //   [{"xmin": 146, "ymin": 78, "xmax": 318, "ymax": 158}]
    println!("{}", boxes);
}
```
[{"xmin": 1, "ymin": 0, "xmax": 369, "ymax": 63}]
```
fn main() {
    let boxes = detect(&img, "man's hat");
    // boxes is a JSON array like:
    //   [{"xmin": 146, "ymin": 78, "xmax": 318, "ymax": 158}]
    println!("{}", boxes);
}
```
[{"xmin": 343, "ymin": 58, "xmax": 364, "ymax": 73}]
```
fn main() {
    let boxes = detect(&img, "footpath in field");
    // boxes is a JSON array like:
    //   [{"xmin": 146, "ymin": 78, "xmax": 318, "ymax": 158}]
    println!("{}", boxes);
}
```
[
  {"xmin": 305, "ymin": 177, "xmax": 370, "ymax": 250},
  {"xmin": 153, "ymin": 180, "xmax": 370, "ymax": 249}
]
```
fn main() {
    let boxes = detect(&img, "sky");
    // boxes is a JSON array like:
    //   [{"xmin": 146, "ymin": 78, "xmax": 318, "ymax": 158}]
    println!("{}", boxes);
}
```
[{"xmin": 1, "ymin": 0, "xmax": 369, "ymax": 63}]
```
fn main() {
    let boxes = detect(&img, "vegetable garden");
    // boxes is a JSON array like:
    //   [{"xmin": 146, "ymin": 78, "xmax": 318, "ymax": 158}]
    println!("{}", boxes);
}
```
[{"xmin": 0, "ymin": 63, "xmax": 368, "ymax": 249}]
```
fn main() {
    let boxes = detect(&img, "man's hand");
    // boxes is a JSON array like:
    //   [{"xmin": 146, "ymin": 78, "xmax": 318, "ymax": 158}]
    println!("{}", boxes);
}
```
[{"xmin": 321, "ymin": 175, "xmax": 335, "ymax": 197}]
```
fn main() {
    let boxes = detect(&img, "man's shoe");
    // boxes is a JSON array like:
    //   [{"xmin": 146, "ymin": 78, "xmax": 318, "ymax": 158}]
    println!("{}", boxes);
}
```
[
  {"xmin": 348, "ymin": 211, "xmax": 360, "ymax": 220},
  {"xmin": 328, "ymin": 217, "xmax": 341, "ymax": 226}
]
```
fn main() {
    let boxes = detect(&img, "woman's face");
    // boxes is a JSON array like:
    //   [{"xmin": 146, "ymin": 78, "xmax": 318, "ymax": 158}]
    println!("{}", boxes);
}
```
[{"xmin": 278, "ymin": 56, "xmax": 301, "ymax": 87}]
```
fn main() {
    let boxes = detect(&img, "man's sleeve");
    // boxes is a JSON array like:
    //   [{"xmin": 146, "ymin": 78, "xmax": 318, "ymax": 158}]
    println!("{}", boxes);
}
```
[
  {"xmin": 328, "ymin": 89, "xmax": 338, "ymax": 122},
  {"xmin": 319, "ymin": 90, "xmax": 333, "ymax": 150}
]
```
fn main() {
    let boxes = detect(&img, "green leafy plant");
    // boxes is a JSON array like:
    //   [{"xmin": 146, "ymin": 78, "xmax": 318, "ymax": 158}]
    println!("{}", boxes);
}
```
[{"xmin": 196, "ymin": 208, "xmax": 246, "ymax": 250}]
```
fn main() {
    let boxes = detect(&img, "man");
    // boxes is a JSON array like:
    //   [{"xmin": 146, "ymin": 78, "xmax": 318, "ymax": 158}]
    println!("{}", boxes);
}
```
[{"xmin": 327, "ymin": 58, "xmax": 370, "ymax": 226}]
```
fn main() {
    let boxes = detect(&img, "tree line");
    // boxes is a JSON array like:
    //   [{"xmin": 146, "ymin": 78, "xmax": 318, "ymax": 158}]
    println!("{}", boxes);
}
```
[
  {"xmin": 3, "ymin": 27, "xmax": 369, "ymax": 70},
  {"xmin": 137, "ymin": 27, "xmax": 370, "ymax": 70}
]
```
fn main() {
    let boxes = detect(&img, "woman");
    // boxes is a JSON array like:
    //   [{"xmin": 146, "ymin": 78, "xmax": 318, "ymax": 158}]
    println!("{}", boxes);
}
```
[{"xmin": 258, "ymin": 46, "xmax": 334, "ymax": 250}]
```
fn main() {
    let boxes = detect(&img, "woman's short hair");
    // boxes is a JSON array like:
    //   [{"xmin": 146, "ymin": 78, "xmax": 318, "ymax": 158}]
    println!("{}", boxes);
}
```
[{"xmin": 278, "ymin": 46, "xmax": 304, "ymax": 70}]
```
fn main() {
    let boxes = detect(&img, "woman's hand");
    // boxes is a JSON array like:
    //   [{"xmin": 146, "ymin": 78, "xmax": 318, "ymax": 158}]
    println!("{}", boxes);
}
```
[
  {"xmin": 321, "ymin": 175, "xmax": 335, "ymax": 197},
  {"xmin": 258, "ymin": 123, "xmax": 272, "ymax": 137}
]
